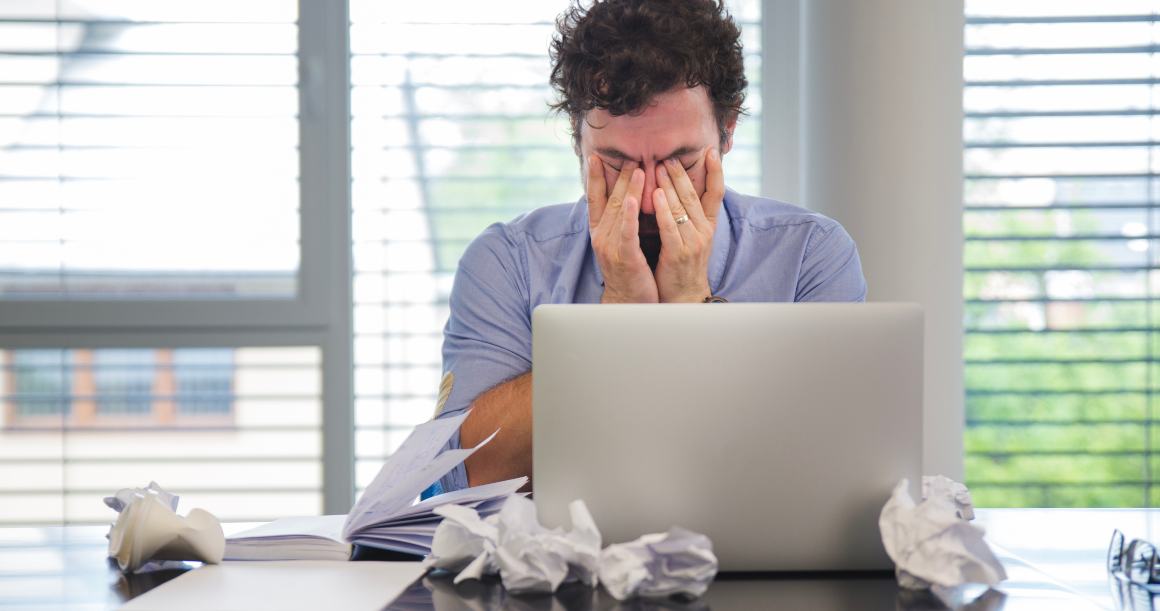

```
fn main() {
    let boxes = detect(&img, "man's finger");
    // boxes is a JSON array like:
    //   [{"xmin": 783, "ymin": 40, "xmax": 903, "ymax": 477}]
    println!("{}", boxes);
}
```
[
  {"xmin": 652, "ymin": 188, "xmax": 685, "ymax": 248},
  {"xmin": 663, "ymin": 157, "xmax": 708, "ymax": 227},
  {"xmin": 655, "ymin": 164, "xmax": 690, "ymax": 231},
  {"xmin": 625, "ymin": 166, "xmax": 645, "ymax": 215},
  {"xmin": 700, "ymin": 148, "xmax": 725, "ymax": 223},
  {"xmin": 586, "ymin": 154, "xmax": 607, "ymax": 231},
  {"xmin": 607, "ymin": 167, "xmax": 644, "ymax": 243},
  {"xmin": 605, "ymin": 162, "xmax": 638, "ymax": 215},
  {"xmin": 620, "ymin": 193, "xmax": 641, "ymax": 252}
]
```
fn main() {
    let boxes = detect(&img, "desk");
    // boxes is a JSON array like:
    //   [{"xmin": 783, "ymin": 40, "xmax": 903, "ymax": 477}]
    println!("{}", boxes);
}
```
[
  {"xmin": 974, "ymin": 508, "xmax": 1160, "ymax": 610},
  {"xmin": 0, "ymin": 509, "xmax": 1134, "ymax": 610}
]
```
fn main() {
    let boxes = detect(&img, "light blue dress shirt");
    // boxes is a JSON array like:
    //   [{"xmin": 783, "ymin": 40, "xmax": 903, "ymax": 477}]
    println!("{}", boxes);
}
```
[{"xmin": 429, "ymin": 188, "xmax": 866, "ymax": 493}]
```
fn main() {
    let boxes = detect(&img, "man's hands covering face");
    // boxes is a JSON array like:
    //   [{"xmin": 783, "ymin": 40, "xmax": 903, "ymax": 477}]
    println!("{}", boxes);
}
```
[
  {"xmin": 587, "ymin": 158, "xmax": 659, "ymax": 303},
  {"xmin": 652, "ymin": 148, "xmax": 723, "ymax": 302},
  {"xmin": 587, "ymin": 148, "xmax": 725, "ymax": 304}
]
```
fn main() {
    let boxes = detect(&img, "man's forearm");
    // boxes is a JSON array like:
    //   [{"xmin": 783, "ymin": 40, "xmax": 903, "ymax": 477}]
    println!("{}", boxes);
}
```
[{"xmin": 460, "ymin": 372, "xmax": 532, "ymax": 489}]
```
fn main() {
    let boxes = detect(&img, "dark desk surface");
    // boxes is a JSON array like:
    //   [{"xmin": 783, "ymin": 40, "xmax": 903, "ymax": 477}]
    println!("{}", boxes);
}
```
[{"xmin": 0, "ymin": 509, "xmax": 1139, "ymax": 610}]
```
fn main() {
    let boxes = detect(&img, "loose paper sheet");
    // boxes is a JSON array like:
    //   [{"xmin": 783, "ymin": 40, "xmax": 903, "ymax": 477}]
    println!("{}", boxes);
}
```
[{"xmin": 118, "ymin": 561, "xmax": 425, "ymax": 611}]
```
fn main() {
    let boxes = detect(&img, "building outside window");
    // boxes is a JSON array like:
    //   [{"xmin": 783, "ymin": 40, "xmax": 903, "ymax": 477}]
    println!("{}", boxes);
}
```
[{"xmin": 3, "ymin": 348, "xmax": 237, "ymax": 428}]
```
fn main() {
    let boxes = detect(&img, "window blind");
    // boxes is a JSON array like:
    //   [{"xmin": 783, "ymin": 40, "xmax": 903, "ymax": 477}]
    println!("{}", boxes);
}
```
[
  {"xmin": 964, "ymin": 0, "xmax": 1160, "ymax": 507},
  {"xmin": 0, "ymin": 346, "xmax": 322, "ymax": 525},
  {"xmin": 0, "ymin": 1, "xmax": 325, "ymax": 525},
  {"xmin": 348, "ymin": 0, "xmax": 763, "ymax": 490},
  {"xmin": 0, "ymin": 0, "xmax": 300, "ymax": 300}
]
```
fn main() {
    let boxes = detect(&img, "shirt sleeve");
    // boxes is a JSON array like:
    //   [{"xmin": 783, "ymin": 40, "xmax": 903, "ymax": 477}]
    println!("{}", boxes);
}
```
[
  {"xmin": 795, "ymin": 222, "xmax": 867, "ymax": 302},
  {"xmin": 432, "ymin": 222, "xmax": 533, "ymax": 493}
]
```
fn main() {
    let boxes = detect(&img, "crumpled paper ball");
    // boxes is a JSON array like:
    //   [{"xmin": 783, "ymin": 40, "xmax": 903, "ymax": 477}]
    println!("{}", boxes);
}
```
[
  {"xmin": 426, "ymin": 502, "xmax": 499, "ymax": 582},
  {"xmin": 923, "ymin": 474, "xmax": 975, "ymax": 521},
  {"xmin": 598, "ymin": 527, "xmax": 718, "ymax": 601},
  {"xmin": 879, "ymin": 476, "xmax": 1006, "ymax": 596},
  {"xmin": 426, "ymin": 495, "xmax": 600, "ymax": 594},
  {"xmin": 426, "ymin": 495, "xmax": 718, "ymax": 600},
  {"xmin": 493, "ymin": 493, "xmax": 602, "ymax": 592},
  {"xmin": 105, "ymin": 482, "xmax": 186, "ymax": 573},
  {"xmin": 105, "ymin": 484, "xmax": 224, "ymax": 573}
]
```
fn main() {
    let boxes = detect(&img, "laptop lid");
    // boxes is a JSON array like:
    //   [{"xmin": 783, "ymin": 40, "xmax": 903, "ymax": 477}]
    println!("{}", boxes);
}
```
[{"xmin": 532, "ymin": 303, "xmax": 923, "ymax": 571}]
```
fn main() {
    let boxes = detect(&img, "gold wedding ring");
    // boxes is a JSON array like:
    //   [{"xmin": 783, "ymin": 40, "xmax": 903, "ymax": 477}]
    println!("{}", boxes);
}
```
[{"xmin": 674, "ymin": 214, "xmax": 690, "ymax": 225}]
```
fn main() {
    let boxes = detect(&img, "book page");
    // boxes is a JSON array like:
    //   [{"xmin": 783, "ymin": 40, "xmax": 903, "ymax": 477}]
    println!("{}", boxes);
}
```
[
  {"xmin": 345, "ymin": 429, "xmax": 499, "ymax": 536},
  {"xmin": 394, "ymin": 476, "xmax": 526, "ymax": 520},
  {"xmin": 345, "ymin": 413, "xmax": 469, "ymax": 528}
]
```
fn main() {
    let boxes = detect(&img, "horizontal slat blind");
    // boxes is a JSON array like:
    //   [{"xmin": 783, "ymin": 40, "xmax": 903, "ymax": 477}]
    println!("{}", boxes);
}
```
[
  {"xmin": 0, "ymin": 1, "xmax": 326, "ymax": 526},
  {"xmin": 0, "ymin": 346, "xmax": 323, "ymax": 525},
  {"xmin": 349, "ymin": 0, "xmax": 763, "ymax": 489},
  {"xmin": 964, "ymin": 0, "xmax": 1160, "ymax": 507},
  {"xmin": 0, "ymin": 1, "xmax": 300, "ymax": 300}
]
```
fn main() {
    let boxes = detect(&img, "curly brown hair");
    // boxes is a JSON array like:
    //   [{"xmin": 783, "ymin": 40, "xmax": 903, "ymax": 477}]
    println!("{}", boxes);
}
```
[{"xmin": 549, "ymin": 0, "xmax": 747, "ymax": 152}]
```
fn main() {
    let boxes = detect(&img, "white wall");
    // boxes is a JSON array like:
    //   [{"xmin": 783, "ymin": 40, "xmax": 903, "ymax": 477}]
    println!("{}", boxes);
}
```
[{"xmin": 764, "ymin": 0, "xmax": 966, "ymax": 478}]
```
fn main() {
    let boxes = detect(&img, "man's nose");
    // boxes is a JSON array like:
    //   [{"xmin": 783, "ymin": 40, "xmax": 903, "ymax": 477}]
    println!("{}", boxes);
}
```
[{"xmin": 640, "ymin": 162, "xmax": 657, "ymax": 215}]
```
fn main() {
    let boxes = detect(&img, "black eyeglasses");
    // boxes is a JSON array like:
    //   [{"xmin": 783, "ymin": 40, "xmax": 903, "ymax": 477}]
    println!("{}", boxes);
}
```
[{"xmin": 1110, "ymin": 529, "xmax": 1160, "ymax": 587}]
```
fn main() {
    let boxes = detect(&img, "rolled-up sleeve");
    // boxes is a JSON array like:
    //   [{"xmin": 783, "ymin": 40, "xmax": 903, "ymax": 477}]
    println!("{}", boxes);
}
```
[
  {"xmin": 432, "ymin": 223, "xmax": 533, "ymax": 493},
  {"xmin": 795, "ymin": 222, "xmax": 867, "ymax": 302}
]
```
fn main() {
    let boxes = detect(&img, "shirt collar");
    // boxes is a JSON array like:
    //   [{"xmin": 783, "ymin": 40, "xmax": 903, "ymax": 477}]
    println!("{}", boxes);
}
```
[{"xmin": 581, "ymin": 189, "xmax": 735, "ymax": 295}]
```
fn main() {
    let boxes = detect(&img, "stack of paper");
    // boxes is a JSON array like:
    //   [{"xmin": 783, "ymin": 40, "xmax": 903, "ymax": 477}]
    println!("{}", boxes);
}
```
[
  {"xmin": 225, "ymin": 412, "xmax": 524, "ymax": 560},
  {"xmin": 344, "ymin": 477, "xmax": 523, "ymax": 555},
  {"xmin": 225, "ymin": 515, "xmax": 350, "ymax": 561}
]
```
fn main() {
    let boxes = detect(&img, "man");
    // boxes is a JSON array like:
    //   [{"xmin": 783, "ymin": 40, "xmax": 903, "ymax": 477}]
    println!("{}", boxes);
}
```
[{"xmin": 432, "ymin": 0, "xmax": 866, "ymax": 493}]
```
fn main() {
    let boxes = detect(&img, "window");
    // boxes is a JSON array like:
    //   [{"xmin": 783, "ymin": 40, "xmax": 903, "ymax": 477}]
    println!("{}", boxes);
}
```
[
  {"xmin": 0, "ymin": 346, "xmax": 322, "ymax": 524},
  {"xmin": 0, "ymin": 1, "xmax": 300, "ymax": 301},
  {"xmin": 0, "ymin": 0, "xmax": 344, "ymax": 525},
  {"xmin": 93, "ymin": 350, "xmax": 156, "ymax": 417},
  {"xmin": 174, "ymin": 349, "xmax": 235, "ymax": 416},
  {"xmin": 964, "ymin": 0, "xmax": 1160, "ymax": 506},
  {"xmin": 9, "ymin": 350, "xmax": 69, "ymax": 419}
]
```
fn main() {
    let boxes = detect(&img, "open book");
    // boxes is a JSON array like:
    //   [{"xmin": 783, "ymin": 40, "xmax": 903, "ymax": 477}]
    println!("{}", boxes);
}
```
[{"xmin": 225, "ymin": 412, "xmax": 524, "ymax": 560}]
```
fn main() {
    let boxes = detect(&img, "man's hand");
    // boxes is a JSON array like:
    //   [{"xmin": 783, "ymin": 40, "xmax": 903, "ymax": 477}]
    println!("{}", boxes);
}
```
[
  {"xmin": 587, "ymin": 155, "xmax": 659, "ymax": 304},
  {"xmin": 652, "ymin": 148, "xmax": 725, "ymax": 303}
]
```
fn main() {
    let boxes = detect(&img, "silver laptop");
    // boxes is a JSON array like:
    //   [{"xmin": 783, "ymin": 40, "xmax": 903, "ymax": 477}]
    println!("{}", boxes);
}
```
[{"xmin": 532, "ymin": 303, "xmax": 922, "ymax": 572}]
